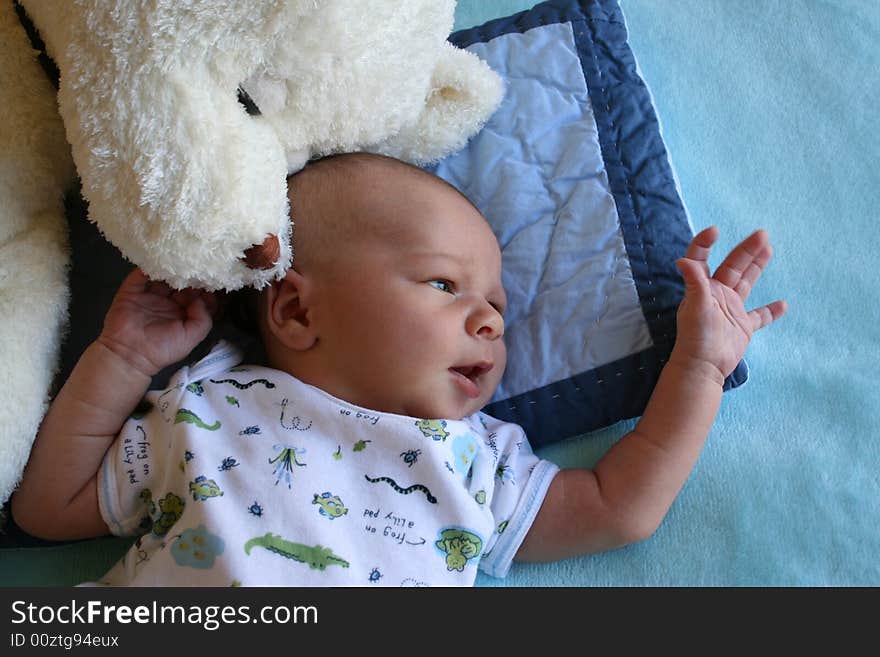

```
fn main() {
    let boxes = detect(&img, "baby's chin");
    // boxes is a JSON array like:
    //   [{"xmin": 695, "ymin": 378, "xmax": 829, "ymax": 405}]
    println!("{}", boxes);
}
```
[
  {"xmin": 404, "ymin": 380, "xmax": 501, "ymax": 420},
  {"xmin": 397, "ymin": 395, "xmax": 489, "ymax": 422},
  {"xmin": 317, "ymin": 377, "xmax": 499, "ymax": 421}
]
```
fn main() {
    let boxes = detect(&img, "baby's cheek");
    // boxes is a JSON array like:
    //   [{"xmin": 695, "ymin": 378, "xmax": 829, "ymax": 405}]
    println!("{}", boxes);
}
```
[
  {"xmin": 487, "ymin": 343, "xmax": 507, "ymax": 396},
  {"xmin": 484, "ymin": 355, "xmax": 506, "ymax": 400},
  {"xmin": 381, "ymin": 320, "xmax": 424, "ymax": 357},
  {"xmin": 495, "ymin": 341, "xmax": 508, "ymax": 376}
]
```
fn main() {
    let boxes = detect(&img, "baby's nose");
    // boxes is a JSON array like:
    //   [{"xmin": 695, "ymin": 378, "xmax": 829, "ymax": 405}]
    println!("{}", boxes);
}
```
[{"xmin": 467, "ymin": 301, "xmax": 504, "ymax": 340}]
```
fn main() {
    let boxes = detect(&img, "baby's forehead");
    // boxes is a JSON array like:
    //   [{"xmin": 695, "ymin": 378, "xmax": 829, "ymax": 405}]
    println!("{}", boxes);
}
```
[
  {"xmin": 287, "ymin": 154, "xmax": 501, "ymax": 283},
  {"xmin": 298, "ymin": 159, "xmax": 473, "ymax": 231}
]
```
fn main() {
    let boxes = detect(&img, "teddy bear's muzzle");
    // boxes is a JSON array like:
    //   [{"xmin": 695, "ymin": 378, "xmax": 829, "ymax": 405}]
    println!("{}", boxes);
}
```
[{"xmin": 242, "ymin": 234, "xmax": 280, "ymax": 271}]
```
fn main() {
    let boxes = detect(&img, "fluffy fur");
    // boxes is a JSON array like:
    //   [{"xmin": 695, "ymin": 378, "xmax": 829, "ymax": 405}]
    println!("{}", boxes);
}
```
[
  {"xmin": 0, "ymin": 1, "xmax": 76, "ymax": 508},
  {"xmin": 0, "ymin": 0, "xmax": 503, "ymax": 506},
  {"xmin": 19, "ymin": 0, "xmax": 502, "ymax": 291}
]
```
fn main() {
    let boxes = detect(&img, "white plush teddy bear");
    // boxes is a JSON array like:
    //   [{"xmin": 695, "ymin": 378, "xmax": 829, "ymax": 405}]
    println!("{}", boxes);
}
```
[
  {"xmin": 0, "ymin": 0, "xmax": 502, "ymax": 507},
  {"xmin": 20, "ymin": 0, "xmax": 503, "ymax": 290}
]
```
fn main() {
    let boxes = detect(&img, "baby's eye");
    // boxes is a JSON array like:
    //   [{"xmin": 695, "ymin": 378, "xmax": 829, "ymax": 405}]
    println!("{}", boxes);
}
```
[{"xmin": 427, "ymin": 279, "xmax": 455, "ymax": 294}]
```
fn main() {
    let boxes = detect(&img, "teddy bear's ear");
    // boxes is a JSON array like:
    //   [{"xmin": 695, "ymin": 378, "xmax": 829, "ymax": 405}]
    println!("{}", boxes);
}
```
[{"xmin": 372, "ymin": 42, "xmax": 505, "ymax": 165}]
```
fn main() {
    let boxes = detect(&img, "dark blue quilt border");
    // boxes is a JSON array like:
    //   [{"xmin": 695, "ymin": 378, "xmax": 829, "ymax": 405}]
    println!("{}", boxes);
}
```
[{"xmin": 451, "ymin": 0, "xmax": 747, "ymax": 446}]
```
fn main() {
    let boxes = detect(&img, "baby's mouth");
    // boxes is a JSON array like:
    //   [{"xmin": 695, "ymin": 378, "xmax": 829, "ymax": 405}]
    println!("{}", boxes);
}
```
[{"xmin": 449, "ymin": 362, "xmax": 493, "ymax": 399}]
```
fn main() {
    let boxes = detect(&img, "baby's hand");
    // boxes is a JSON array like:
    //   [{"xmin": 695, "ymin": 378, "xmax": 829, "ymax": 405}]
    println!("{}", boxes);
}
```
[
  {"xmin": 672, "ymin": 227, "xmax": 787, "ymax": 383},
  {"xmin": 98, "ymin": 268, "xmax": 219, "ymax": 377}
]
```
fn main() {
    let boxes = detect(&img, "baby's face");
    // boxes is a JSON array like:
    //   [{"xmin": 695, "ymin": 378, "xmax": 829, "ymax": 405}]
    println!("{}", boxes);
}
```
[{"xmin": 303, "ymin": 176, "xmax": 507, "ymax": 420}]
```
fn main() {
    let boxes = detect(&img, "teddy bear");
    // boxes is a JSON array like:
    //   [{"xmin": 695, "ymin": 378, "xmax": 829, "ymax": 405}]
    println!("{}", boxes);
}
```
[
  {"xmin": 0, "ymin": 0, "xmax": 503, "ymax": 507},
  {"xmin": 17, "ymin": 0, "xmax": 503, "ymax": 290}
]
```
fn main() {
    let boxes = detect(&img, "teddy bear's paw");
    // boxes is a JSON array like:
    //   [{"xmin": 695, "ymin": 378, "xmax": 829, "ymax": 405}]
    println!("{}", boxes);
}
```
[{"xmin": 242, "ymin": 234, "xmax": 281, "ymax": 271}]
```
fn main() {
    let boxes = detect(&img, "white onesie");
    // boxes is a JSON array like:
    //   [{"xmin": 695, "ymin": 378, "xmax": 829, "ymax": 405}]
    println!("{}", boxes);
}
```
[{"xmin": 90, "ymin": 341, "xmax": 558, "ymax": 586}]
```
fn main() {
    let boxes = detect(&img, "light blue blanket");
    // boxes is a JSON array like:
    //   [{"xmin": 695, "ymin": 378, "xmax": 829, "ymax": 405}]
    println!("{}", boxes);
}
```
[{"xmin": 458, "ymin": 0, "xmax": 880, "ymax": 586}]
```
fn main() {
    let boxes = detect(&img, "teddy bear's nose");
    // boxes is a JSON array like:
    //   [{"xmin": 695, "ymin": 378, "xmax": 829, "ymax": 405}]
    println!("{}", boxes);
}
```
[{"xmin": 242, "ymin": 234, "xmax": 280, "ymax": 270}]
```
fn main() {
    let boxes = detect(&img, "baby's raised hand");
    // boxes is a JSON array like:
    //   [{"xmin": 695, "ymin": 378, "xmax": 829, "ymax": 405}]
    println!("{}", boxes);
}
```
[
  {"xmin": 672, "ymin": 227, "xmax": 787, "ymax": 383},
  {"xmin": 98, "ymin": 268, "xmax": 219, "ymax": 377}
]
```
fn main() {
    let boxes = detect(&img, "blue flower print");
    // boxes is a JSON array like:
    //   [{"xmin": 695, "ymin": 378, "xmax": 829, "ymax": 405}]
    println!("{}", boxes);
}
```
[
  {"xmin": 495, "ymin": 454, "xmax": 516, "ymax": 485},
  {"xmin": 269, "ymin": 444, "xmax": 307, "ymax": 488}
]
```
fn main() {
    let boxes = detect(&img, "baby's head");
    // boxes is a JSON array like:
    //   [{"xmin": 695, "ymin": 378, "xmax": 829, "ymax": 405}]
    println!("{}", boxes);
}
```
[{"xmin": 257, "ymin": 153, "xmax": 507, "ymax": 420}]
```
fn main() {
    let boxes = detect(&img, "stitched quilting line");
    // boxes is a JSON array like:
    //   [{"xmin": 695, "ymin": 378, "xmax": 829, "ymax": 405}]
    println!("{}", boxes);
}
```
[
  {"xmin": 586, "ymin": 15, "xmax": 678, "ymax": 359},
  {"xmin": 583, "ymin": 20, "xmax": 661, "ymax": 337},
  {"xmin": 586, "ymin": 2, "xmax": 676, "ymax": 349},
  {"xmin": 503, "ymin": 354, "xmax": 664, "ymax": 416}
]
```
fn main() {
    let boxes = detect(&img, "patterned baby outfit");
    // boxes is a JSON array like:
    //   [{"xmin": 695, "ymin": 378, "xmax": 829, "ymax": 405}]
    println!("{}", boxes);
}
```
[{"xmin": 90, "ymin": 341, "xmax": 558, "ymax": 586}]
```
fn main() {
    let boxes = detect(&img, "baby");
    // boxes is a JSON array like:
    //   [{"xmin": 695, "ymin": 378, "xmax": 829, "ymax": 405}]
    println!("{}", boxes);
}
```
[{"xmin": 11, "ymin": 153, "xmax": 786, "ymax": 586}]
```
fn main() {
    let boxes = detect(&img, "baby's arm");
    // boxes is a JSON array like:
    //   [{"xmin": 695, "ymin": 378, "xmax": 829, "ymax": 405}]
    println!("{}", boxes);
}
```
[
  {"xmin": 11, "ymin": 270, "xmax": 217, "ymax": 541},
  {"xmin": 516, "ymin": 228, "xmax": 787, "ymax": 561}
]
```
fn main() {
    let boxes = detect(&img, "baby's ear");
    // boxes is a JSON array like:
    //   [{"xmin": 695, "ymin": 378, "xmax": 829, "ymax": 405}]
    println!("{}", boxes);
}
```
[{"xmin": 264, "ymin": 269, "xmax": 317, "ymax": 351}]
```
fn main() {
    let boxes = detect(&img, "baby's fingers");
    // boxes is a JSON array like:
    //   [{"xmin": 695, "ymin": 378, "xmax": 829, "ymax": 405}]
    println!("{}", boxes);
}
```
[
  {"xmin": 117, "ymin": 267, "xmax": 156, "ymax": 295},
  {"xmin": 749, "ymin": 299, "xmax": 788, "ymax": 332},
  {"xmin": 684, "ymin": 226, "xmax": 720, "ymax": 278},
  {"xmin": 714, "ymin": 230, "xmax": 771, "ymax": 302},
  {"xmin": 182, "ymin": 295, "xmax": 215, "ymax": 342},
  {"xmin": 676, "ymin": 257, "xmax": 711, "ymax": 301},
  {"xmin": 122, "ymin": 267, "xmax": 149, "ymax": 287},
  {"xmin": 201, "ymin": 291, "xmax": 221, "ymax": 317},
  {"xmin": 170, "ymin": 288, "xmax": 197, "ymax": 305},
  {"xmin": 116, "ymin": 268, "xmax": 174, "ymax": 303}
]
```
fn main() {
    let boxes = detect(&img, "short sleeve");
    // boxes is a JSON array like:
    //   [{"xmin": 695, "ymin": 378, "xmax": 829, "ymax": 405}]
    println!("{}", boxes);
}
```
[
  {"xmin": 476, "ymin": 414, "xmax": 559, "ymax": 578},
  {"xmin": 96, "ymin": 378, "xmax": 185, "ymax": 536},
  {"xmin": 97, "ymin": 340, "xmax": 243, "ymax": 536}
]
